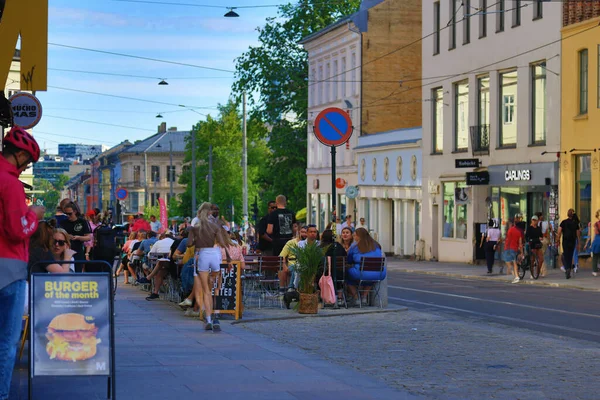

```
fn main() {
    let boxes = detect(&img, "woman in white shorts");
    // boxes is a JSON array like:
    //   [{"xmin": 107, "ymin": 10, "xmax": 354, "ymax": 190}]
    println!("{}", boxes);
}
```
[{"xmin": 188, "ymin": 202, "xmax": 230, "ymax": 331}]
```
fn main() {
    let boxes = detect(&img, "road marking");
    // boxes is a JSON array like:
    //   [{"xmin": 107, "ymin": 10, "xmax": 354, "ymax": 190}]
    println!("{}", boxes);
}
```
[
  {"xmin": 388, "ymin": 285, "xmax": 600, "ymax": 319},
  {"xmin": 388, "ymin": 296, "xmax": 600, "ymax": 338}
]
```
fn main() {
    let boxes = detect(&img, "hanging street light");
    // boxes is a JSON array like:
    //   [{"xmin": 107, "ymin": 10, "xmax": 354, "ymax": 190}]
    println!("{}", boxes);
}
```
[{"xmin": 224, "ymin": 8, "xmax": 239, "ymax": 17}]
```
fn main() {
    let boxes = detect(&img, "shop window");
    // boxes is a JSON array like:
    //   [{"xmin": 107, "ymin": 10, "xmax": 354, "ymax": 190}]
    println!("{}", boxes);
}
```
[
  {"xmin": 432, "ymin": 87, "xmax": 444, "ymax": 154},
  {"xmin": 575, "ymin": 155, "xmax": 591, "ymax": 245},
  {"xmin": 442, "ymin": 182, "xmax": 468, "ymax": 239},
  {"xmin": 531, "ymin": 62, "xmax": 546, "ymax": 144},
  {"xmin": 579, "ymin": 49, "xmax": 588, "ymax": 115},
  {"xmin": 454, "ymin": 80, "xmax": 469, "ymax": 151},
  {"xmin": 499, "ymin": 70, "xmax": 517, "ymax": 147}
]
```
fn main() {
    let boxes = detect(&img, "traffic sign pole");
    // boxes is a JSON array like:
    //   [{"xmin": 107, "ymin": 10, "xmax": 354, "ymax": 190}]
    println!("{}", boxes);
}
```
[{"xmin": 331, "ymin": 145, "xmax": 336, "ymax": 239}]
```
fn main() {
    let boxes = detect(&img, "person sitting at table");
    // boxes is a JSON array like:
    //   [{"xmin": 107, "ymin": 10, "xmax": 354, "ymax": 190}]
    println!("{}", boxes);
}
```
[
  {"xmin": 338, "ymin": 227, "xmax": 355, "ymax": 252},
  {"xmin": 139, "ymin": 232, "xmax": 175, "ymax": 300},
  {"xmin": 115, "ymin": 231, "xmax": 138, "ymax": 283},
  {"xmin": 279, "ymin": 222, "xmax": 301, "ymax": 292},
  {"xmin": 345, "ymin": 228, "xmax": 385, "ymax": 307},
  {"xmin": 29, "ymin": 222, "xmax": 73, "ymax": 274},
  {"xmin": 320, "ymin": 229, "xmax": 347, "ymax": 304}
]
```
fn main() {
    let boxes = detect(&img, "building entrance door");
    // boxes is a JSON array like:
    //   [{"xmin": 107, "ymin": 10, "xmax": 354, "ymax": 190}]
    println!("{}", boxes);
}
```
[{"xmin": 432, "ymin": 204, "xmax": 439, "ymax": 260}]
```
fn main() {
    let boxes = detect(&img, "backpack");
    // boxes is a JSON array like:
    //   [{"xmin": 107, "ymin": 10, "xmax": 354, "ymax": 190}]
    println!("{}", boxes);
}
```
[{"xmin": 92, "ymin": 224, "xmax": 118, "ymax": 261}]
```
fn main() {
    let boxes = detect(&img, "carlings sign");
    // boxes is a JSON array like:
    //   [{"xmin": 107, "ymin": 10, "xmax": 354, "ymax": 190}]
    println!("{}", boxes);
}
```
[{"xmin": 505, "ymin": 169, "xmax": 531, "ymax": 181}]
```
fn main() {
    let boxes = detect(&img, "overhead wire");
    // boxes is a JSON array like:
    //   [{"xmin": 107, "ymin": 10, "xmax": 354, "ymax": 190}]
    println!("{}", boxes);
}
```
[
  {"xmin": 44, "ymin": 115, "xmax": 156, "ymax": 132},
  {"xmin": 110, "ymin": 0, "xmax": 352, "ymax": 9},
  {"xmin": 47, "ymin": 68, "xmax": 234, "ymax": 81}
]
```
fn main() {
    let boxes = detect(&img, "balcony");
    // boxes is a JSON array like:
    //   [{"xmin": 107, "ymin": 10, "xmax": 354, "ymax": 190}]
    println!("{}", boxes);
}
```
[{"xmin": 470, "ymin": 124, "xmax": 490, "ymax": 156}]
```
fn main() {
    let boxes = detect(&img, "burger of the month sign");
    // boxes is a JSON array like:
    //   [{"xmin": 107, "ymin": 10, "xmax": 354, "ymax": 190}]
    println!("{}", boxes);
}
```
[
  {"xmin": 29, "ymin": 272, "xmax": 116, "ymax": 398},
  {"xmin": 9, "ymin": 92, "xmax": 43, "ymax": 129}
]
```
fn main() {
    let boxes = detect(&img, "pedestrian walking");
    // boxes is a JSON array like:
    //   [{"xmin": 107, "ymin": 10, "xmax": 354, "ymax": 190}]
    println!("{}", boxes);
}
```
[
  {"xmin": 480, "ymin": 219, "xmax": 502, "ymax": 274},
  {"xmin": 0, "ymin": 126, "xmax": 45, "ymax": 400},
  {"xmin": 502, "ymin": 220, "xmax": 523, "ymax": 283},
  {"xmin": 591, "ymin": 210, "xmax": 600, "ymax": 277},
  {"xmin": 556, "ymin": 208, "xmax": 580, "ymax": 279}
]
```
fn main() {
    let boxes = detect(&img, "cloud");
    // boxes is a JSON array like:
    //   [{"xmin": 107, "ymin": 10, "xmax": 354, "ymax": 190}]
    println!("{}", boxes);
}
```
[{"xmin": 49, "ymin": 7, "xmax": 132, "ymax": 28}]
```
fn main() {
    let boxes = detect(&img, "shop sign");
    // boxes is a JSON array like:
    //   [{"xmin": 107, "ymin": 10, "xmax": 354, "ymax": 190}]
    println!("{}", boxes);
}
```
[
  {"xmin": 455, "ymin": 158, "xmax": 480, "ymax": 168},
  {"xmin": 466, "ymin": 171, "xmax": 489, "ymax": 185},
  {"xmin": 9, "ymin": 92, "xmax": 42, "ymax": 129},
  {"xmin": 505, "ymin": 170, "xmax": 531, "ymax": 181}
]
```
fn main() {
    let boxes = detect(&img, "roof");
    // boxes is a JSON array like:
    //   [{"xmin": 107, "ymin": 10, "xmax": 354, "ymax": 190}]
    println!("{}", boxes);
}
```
[
  {"xmin": 97, "ymin": 140, "xmax": 133, "ymax": 160},
  {"xmin": 123, "ymin": 131, "xmax": 189, "ymax": 154},
  {"xmin": 299, "ymin": 14, "xmax": 356, "ymax": 44}
]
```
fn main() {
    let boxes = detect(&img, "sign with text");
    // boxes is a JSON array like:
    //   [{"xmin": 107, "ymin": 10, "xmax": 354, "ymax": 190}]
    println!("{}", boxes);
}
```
[
  {"xmin": 30, "ymin": 273, "xmax": 112, "ymax": 377},
  {"xmin": 9, "ymin": 92, "xmax": 42, "ymax": 129},
  {"xmin": 505, "ymin": 169, "xmax": 531, "ymax": 181},
  {"xmin": 455, "ymin": 159, "xmax": 480, "ymax": 168},
  {"xmin": 466, "ymin": 171, "xmax": 490, "ymax": 185},
  {"xmin": 210, "ymin": 261, "xmax": 242, "ymax": 320}
]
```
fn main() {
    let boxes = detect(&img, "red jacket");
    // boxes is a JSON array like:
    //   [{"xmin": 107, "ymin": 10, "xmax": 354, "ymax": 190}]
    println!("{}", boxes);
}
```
[
  {"xmin": 131, "ymin": 218, "xmax": 151, "ymax": 233},
  {"xmin": 0, "ymin": 155, "xmax": 38, "ymax": 289}
]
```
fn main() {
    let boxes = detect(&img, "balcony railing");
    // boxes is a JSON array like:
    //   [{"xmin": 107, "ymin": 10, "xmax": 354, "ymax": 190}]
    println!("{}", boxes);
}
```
[{"xmin": 470, "ymin": 124, "xmax": 490, "ymax": 156}]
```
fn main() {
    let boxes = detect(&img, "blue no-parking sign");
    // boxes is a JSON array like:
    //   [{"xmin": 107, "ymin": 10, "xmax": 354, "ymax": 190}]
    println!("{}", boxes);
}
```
[{"xmin": 313, "ymin": 107, "xmax": 353, "ymax": 147}]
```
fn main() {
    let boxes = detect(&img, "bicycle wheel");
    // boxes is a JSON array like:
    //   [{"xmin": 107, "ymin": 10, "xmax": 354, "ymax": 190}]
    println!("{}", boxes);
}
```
[
  {"xmin": 531, "ymin": 257, "xmax": 540, "ymax": 280},
  {"xmin": 518, "ymin": 257, "xmax": 527, "ymax": 280}
]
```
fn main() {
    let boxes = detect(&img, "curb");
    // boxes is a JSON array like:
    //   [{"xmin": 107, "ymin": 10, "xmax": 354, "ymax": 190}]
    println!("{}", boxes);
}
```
[
  {"xmin": 231, "ymin": 306, "xmax": 408, "ymax": 325},
  {"xmin": 391, "ymin": 267, "xmax": 600, "ymax": 292}
]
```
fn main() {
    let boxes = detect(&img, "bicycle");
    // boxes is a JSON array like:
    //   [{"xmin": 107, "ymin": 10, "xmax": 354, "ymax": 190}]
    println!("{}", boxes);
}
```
[{"xmin": 518, "ymin": 243, "xmax": 541, "ymax": 280}]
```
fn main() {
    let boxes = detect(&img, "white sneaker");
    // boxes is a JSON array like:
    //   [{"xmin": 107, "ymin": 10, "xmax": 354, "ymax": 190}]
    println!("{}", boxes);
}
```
[
  {"xmin": 560, "ymin": 266, "xmax": 566, "ymax": 272},
  {"xmin": 178, "ymin": 298, "xmax": 193, "ymax": 309},
  {"xmin": 184, "ymin": 309, "xmax": 200, "ymax": 317},
  {"xmin": 593, "ymin": 272, "xmax": 598, "ymax": 277},
  {"xmin": 574, "ymin": 266, "xmax": 578, "ymax": 274},
  {"xmin": 512, "ymin": 277, "xmax": 520, "ymax": 284}
]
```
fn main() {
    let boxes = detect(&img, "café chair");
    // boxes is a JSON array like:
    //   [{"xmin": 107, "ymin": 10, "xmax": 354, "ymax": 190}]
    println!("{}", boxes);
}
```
[
  {"xmin": 357, "ymin": 257, "xmax": 386, "ymax": 308},
  {"xmin": 257, "ymin": 256, "xmax": 283, "ymax": 309}
]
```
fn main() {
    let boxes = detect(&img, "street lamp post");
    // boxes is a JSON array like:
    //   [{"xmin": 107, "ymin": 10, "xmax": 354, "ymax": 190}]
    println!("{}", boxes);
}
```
[
  {"xmin": 169, "ymin": 141, "xmax": 174, "ymax": 201},
  {"xmin": 242, "ymin": 91, "xmax": 248, "ymax": 222}
]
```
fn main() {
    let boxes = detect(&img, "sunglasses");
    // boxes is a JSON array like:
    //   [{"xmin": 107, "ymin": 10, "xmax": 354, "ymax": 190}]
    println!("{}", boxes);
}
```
[
  {"xmin": 65, "ymin": 212, "xmax": 74, "ymax": 216},
  {"xmin": 54, "ymin": 240, "xmax": 66, "ymax": 246},
  {"xmin": 269, "ymin": 206, "xmax": 277, "ymax": 209}
]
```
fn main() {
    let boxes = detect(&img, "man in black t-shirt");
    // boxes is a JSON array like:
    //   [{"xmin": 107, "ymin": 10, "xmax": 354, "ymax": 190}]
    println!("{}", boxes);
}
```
[
  {"xmin": 258, "ymin": 200, "xmax": 276, "ymax": 255},
  {"xmin": 556, "ymin": 208, "xmax": 581, "ymax": 279},
  {"xmin": 525, "ymin": 215, "xmax": 543, "ymax": 278},
  {"xmin": 267, "ymin": 195, "xmax": 297, "ymax": 257},
  {"xmin": 59, "ymin": 202, "xmax": 92, "ymax": 272}
]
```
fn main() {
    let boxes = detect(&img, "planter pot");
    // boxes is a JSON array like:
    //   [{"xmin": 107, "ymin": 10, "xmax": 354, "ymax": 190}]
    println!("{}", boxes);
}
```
[{"xmin": 298, "ymin": 292, "xmax": 319, "ymax": 314}]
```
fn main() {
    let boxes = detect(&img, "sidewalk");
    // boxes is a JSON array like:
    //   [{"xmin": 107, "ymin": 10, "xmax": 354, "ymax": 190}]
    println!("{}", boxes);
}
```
[
  {"xmin": 387, "ymin": 257, "xmax": 600, "ymax": 291},
  {"xmin": 11, "ymin": 283, "xmax": 417, "ymax": 400}
]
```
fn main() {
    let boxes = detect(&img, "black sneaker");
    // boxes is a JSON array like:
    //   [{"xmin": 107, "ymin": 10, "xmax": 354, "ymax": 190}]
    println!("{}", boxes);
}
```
[
  {"xmin": 566, "ymin": 268, "xmax": 571, "ymax": 279},
  {"xmin": 137, "ymin": 277, "xmax": 151, "ymax": 284},
  {"xmin": 212, "ymin": 318, "xmax": 221, "ymax": 332},
  {"xmin": 146, "ymin": 293, "xmax": 159, "ymax": 301}
]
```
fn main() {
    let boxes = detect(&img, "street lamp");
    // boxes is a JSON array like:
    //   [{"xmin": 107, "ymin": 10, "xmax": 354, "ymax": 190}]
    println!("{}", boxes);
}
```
[{"xmin": 224, "ymin": 8, "xmax": 239, "ymax": 17}]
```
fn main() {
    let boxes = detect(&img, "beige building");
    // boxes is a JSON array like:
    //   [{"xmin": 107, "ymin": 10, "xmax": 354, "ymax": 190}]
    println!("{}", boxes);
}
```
[{"xmin": 118, "ymin": 123, "xmax": 187, "ymax": 213}]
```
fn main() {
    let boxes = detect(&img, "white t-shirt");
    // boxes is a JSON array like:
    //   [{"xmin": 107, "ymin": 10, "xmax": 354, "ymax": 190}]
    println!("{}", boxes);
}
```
[
  {"xmin": 191, "ymin": 217, "xmax": 199, "ymax": 227},
  {"xmin": 150, "ymin": 220, "xmax": 162, "ymax": 232},
  {"xmin": 149, "ymin": 238, "xmax": 174, "ymax": 254},
  {"xmin": 298, "ymin": 239, "xmax": 320, "ymax": 249}
]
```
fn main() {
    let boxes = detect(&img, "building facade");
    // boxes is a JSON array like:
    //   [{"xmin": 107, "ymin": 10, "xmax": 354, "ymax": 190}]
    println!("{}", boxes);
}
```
[
  {"xmin": 559, "ymin": 3, "xmax": 600, "ymax": 249},
  {"xmin": 301, "ymin": 14, "xmax": 361, "ymax": 232},
  {"xmin": 421, "ymin": 0, "xmax": 561, "ymax": 262},
  {"xmin": 118, "ymin": 124, "xmax": 187, "ymax": 214},
  {"xmin": 58, "ymin": 143, "xmax": 107, "ymax": 161},
  {"xmin": 97, "ymin": 141, "xmax": 132, "ymax": 219}
]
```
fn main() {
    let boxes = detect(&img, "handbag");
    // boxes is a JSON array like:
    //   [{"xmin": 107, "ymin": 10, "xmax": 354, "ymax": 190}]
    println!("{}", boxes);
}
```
[{"xmin": 319, "ymin": 257, "xmax": 336, "ymax": 305}]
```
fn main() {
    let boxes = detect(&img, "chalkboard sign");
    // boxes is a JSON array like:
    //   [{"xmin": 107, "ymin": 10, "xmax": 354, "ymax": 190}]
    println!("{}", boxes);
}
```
[{"xmin": 210, "ymin": 261, "xmax": 242, "ymax": 320}]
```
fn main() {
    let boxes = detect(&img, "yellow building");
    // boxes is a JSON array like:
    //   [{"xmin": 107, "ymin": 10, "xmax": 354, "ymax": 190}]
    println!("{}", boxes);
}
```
[{"xmin": 560, "ymin": 9, "xmax": 600, "ymax": 246}]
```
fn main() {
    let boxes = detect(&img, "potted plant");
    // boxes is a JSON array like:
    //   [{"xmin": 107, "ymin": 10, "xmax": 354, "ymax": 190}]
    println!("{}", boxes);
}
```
[{"xmin": 289, "ymin": 241, "xmax": 327, "ymax": 314}]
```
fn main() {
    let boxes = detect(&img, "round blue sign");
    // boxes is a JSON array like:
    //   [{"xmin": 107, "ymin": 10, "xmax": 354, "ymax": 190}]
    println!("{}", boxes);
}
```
[
  {"xmin": 115, "ymin": 188, "xmax": 128, "ymax": 201},
  {"xmin": 314, "ymin": 107, "xmax": 353, "ymax": 147}
]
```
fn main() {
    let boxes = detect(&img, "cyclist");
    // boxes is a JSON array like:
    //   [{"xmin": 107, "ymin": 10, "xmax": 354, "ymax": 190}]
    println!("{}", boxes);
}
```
[{"xmin": 525, "ymin": 215, "xmax": 543, "ymax": 279}]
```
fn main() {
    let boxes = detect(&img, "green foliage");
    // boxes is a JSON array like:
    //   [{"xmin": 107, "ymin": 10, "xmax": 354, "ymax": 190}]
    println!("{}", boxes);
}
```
[
  {"xmin": 33, "ymin": 177, "xmax": 62, "ymax": 218},
  {"xmin": 289, "ymin": 241, "xmax": 327, "ymax": 294},
  {"xmin": 232, "ymin": 0, "xmax": 361, "ymax": 211}
]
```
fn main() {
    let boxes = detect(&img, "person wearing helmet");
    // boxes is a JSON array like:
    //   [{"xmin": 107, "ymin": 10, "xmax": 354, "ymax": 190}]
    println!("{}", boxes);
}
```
[{"xmin": 0, "ymin": 126, "xmax": 45, "ymax": 399}]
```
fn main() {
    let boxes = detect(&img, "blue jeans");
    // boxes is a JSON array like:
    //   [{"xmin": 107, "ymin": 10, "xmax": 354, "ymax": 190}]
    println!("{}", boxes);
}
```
[{"xmin": 0, "ymin": 280, "xmax": 26, "ymax": 400}]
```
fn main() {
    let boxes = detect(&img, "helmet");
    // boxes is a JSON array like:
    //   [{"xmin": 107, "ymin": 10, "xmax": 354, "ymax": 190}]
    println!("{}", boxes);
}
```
[{"xmin": 3, "ymin": 126, "xmax": 40, "ymax": 162}]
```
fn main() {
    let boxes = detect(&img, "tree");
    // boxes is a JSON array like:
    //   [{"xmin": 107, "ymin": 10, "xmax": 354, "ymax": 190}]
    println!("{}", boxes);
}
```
[
  {"xmin": 33, "ymin": 177, "xmax": 60, "ymax": 218},
  {"xmin": 232, "ymin": 0, "xmax": 361, "ymax": 211}
]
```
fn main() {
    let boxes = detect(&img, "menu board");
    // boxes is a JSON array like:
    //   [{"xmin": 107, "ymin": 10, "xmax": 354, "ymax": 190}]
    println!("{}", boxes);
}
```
[
  {"xmin": 30, "ymin": 273, "xmax": 112, "ymax": 377},
  {"xmin": 209, "ymin": 261, "xmax": 242, "ymax": 319}
]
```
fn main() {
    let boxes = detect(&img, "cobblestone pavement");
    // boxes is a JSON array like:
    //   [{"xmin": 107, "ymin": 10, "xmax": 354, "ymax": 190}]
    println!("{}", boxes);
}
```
[{"xmin": 240, "ymin": 310, "xmax": 600, "ymax": 399}]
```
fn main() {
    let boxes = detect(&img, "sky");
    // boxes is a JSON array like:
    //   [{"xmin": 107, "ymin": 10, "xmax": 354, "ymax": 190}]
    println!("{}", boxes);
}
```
[{"xmin": 30, "ymin": 0, "xmax": 281, "ymax": 154}]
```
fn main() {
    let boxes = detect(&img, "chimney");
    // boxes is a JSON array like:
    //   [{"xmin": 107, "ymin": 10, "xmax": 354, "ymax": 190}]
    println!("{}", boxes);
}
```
[
  {"xmin": 168, "ymin": 127, "xmax": 177, "ymax": 132},
  {"xmin": 158, "ymin": 122, "xmax": 167, "ymax": 133}
]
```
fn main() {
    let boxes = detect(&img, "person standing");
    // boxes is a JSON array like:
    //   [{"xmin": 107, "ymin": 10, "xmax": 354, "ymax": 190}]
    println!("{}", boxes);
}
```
[
  {"xmin": 481, "ymin": 219, "xmax": 502, "ymax": 274},
  {"xmin": 341, "ymin": 215, "xmax": 354, "ymax": 230},
  {"xmin": 358, "ymin": 217, "xmax": 368, "ymax": 231},
  {"xmin": 525, "ymin": 215, "xmax": 543, "ymax": 279},
  {"xmin": 503, "ymin": 220, "xmax": 523, "ymax": 283},
  {"xmin": 149, "ymin": 215, "xmax": 161, "ymax": 233},
  {"xmin": 556, "ymin": 208, "xmax": 580, "ymax": 279},
  {"xmin": 0, "ymin": 126, "xmax": 45, "ymax": 400},
  {"xmin": 257, "ymin": 200, "xmax": 276, "ymax": 255},
  {"xmin": 591, "ymin": 209, "xmax": 600, "ymax": 277},
  {"xmin": 537, "ymin": 212, "xmax": 551, "ymax": 277},
  {"xmin": 59, "ymin": 202, "xmax": 92, "ymax": 272},
  {"xmin": 267, "ymin": 195, "xmax": 297, "ymax": 257}
]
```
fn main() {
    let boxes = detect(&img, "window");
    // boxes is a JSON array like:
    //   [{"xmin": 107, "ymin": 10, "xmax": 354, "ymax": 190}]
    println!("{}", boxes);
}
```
[
  {"xmin": 478, "ymin": 75, "xmax": 490, "ymax": 126},
  {"xmin": 496, "ymin": 0, "xmax": 504, "ymax": 32},
  {"xmin": 333, "ymin": 60, "xmax": 338, "ymax": 100},
  {"xmin": 166, "ymin": 165, "xmax": 176, "ymax": 182},
  {"xmin": 512, "ymin": 0, "xmax": 521, "ymax": 27},
  {"xmin": 463, "ymin": 0, "xmax": 470, "ymax": 44},
  {"xmin": 533, "ymin": 0, "xmax": 543, "ymax": 19},
  {"xmin": 150, "ymin": 193, "xmax": 160, "ymax": 207},
  {"xmin": 309, "ymin": 68, "xmax": 316, "ymax": 106},
  {"xmin": 499, "ymin": 70, "xmax": 517, "ymax": 147},
  {"xmin": 318, "ymin": 65, "xmax": 323, "ymax": 105},
  {"xmin": 351, "ymin": 52, "xmax": 357, "ymax": 95},
  {"xmin": 341, "ymin": 57, "xmax": 347, "ymax": 97},
  {"xmin": 454, "ymin": 80, "xmax": 469, "ymax": 151},
  {"xmin": 449, "ymin": 0, "xmax": 456, "ymax": 49},
  {"xmin": 442, "ymin": 182, "xmax": 468, "ymax": 240},
  {"xmin": 130, "ymin": 192, "xmax": 139, "ymax": 211},
  {"xmin": 432, "ymin": 88, "xmax": 444, "ymax": 153},
  {"xmin": 151, "ymin": 165, "xmax": 160, "ymax": 182},
  {"xmin": 433, "ymin": 1, "xmax": 440, "ymax": 55},
  {"xmin": 325, "ymin": 62, "xmax": 331, "ymax": 103},
  {"xmin": 479, "ymin": 0, "xmax": 487, "ymax": 38},
  {"xmin": 579, "ymin": 49, "xmax": 588, "ymax": 115},
  {"xmin": 133, "ymin": 165, "xmax": 141, "ymax": 184},
  {"xmin": 531, "ymin": 62, "xmax": 546, "ymax": 144}
]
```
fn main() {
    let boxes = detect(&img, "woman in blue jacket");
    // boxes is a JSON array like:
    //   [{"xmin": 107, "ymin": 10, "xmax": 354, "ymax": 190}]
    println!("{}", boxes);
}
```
[{"xmin": 346, "ymin": 228, "xmax": 385, "ymax": 306}]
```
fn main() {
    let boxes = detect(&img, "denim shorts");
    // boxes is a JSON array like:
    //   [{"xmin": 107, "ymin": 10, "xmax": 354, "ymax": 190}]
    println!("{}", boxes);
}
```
[{"xmin": 503, "ymin": 249, "xmax": 517, "ymax": 262}]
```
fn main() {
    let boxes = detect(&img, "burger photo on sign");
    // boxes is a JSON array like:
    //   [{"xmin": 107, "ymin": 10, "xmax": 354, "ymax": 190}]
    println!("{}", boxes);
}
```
[{"xmin": 45, "ymin": 313, "xmax": 101, "ymax": 362}]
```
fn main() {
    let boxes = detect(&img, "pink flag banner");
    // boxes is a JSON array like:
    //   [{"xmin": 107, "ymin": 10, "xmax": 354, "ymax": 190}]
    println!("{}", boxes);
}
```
[{"xmin": 158, "ymin": 197, "xmax": 168, "ymax": 233}]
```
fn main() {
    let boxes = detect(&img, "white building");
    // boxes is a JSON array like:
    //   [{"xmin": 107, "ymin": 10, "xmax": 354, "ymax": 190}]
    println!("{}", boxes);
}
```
[
  {"xmin": 301, "ymin": 15, "xmax": 361, "ymax": 232},
  {"xmin": 421, "ymin": 0, "xmax": 561, "ymax": 262}
]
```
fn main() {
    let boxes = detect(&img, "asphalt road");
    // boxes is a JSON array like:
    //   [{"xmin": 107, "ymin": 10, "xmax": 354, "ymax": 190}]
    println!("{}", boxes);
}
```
[{"xmin": 387, "ymin": 270, "xmax": 600, "ymax": 343}]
